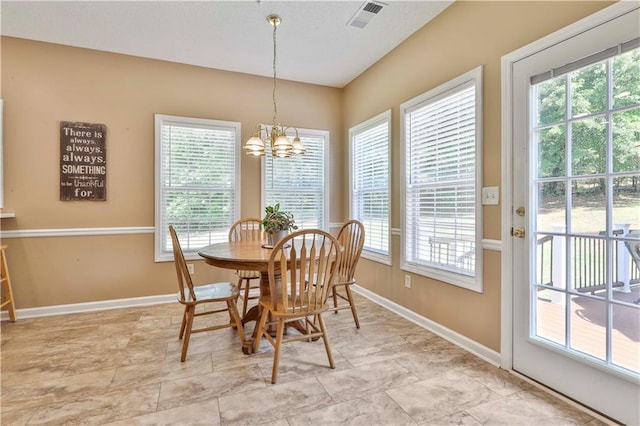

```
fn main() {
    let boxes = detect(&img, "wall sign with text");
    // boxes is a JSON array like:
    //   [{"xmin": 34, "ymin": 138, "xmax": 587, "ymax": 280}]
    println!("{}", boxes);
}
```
[{"xmin": 60, "ymin": 121, "xmax": 107, "ymax": 201}]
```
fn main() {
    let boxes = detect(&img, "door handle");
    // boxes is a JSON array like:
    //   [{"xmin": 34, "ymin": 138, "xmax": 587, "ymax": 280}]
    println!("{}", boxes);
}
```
[{"xmin": 512, "ymin": 227, "xmax": 526, "ymax": 238}]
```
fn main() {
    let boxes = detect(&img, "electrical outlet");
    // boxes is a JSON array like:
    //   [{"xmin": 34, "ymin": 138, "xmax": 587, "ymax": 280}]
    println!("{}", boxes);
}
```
[
  {"xmin": 404, "ymin": 274, "xmax": 411, "ymax": 288},
  {"xmin": 187, "ymin": 263, "xmax": 195, "ymax": 275}
]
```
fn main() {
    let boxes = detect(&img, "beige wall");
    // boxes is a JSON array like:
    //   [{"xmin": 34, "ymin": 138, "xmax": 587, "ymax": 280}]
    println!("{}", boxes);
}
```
[
  {"xmin": 0, "ymin": 37, "xmax": 342, "ymax": 307},
  {"xmin": 1, "ymin": 1, "xmax": 612, "ymax": 350},
  {"xmin": 342, "ymin": 1, "xmax": 612, "ymax": 352}
]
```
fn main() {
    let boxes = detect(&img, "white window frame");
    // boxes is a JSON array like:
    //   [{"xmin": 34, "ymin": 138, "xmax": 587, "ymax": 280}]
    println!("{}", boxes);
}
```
[
  {"xmin": 400, "ymin": 66, "xmax": 484, "ymax": 292},
  {"xmin": 154, "ymin": 114, "xmax": 241, "ymax": 262},
  {"xmin": 349, "ymin": 110, "xmax": 392, "ymax": 265},
  {"xmin": 261, "ymin": 126, "xmax": 329, "ymax": 231}
]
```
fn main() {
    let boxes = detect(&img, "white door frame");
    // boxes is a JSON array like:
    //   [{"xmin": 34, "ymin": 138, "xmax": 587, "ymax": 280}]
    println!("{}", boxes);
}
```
[{"xmin": 500, "ymin": 1, "xmax": 639, "ymax": 372}]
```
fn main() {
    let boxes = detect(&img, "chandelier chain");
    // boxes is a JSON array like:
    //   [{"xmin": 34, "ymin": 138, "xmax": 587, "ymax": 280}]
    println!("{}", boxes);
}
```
[{"xmin": 272, "ymin": 20, "xmax": 277, "ymax": 126}]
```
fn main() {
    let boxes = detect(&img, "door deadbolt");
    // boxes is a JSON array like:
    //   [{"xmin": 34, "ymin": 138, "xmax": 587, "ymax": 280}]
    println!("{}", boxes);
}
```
[
  {"xmin": 512, "ymin": 227, "xmax": 526, "ymax": 238},
  {"xmin": 516, "ymin": 207, "xmax": 525, "ymax": 216}
]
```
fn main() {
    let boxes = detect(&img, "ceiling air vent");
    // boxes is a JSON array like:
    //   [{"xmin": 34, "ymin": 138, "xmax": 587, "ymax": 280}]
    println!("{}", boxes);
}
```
[{"xmin": 347, "ymin": 0, "xmax": 387, "ymax": 29}]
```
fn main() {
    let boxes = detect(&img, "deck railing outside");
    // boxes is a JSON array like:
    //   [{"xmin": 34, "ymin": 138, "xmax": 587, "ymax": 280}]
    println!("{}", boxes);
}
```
[
  {"xmin": 423, "ymin": 237, "xmax": 475, "ymax": 272},
  {"xmin": 537, "ymin": 228, "xmax": 640, "ymax": 293}
]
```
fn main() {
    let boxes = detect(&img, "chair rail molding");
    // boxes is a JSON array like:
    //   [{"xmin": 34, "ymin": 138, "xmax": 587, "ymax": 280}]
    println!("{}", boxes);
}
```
[
  {"xmin": 482, "ymin": 238, "xmax": 502, "ymax": 252},
  {"xmin": 0, "ymin": 226, "xmax": 154, "ymax": 239}
]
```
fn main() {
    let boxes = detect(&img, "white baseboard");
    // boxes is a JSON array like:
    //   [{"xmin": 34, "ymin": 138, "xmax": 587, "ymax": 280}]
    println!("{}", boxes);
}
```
[
  {"xmin": 352, "ymin": 284, "xmax": 502, "ymax": 367},
  {"xmin": 1, "ymin": 294, "xmax": 175, "ymax": 321}
]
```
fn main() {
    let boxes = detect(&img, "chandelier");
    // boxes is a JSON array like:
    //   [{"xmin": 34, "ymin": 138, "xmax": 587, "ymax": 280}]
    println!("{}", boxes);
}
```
[{"xmin": 243, "ymin": 14, "xmax": 305, "ymax": 158}]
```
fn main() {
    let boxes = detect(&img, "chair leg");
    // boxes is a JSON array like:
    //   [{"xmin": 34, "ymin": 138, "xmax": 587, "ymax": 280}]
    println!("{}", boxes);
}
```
[
  {"xmin": 180, "ymin": 305, "xmax": 195, "ymax": 362},
  {"xmin": 227, "ymin": 299, "xmax": 245, "ymax": 343},
  {"xmin": 0, "ymin": 246, "xmax": 17, "ymax": 322},
  {"xmin": 317, "ymin": 314, "xmax": 335, "ymax": 369},
  {"xmin": 242, "ymin": 278, "xmax": 251, "ymax": 317},
  {"xmin": 271, "ymin": 317, "xmax": 286, "ymax": 384},
  {"xmin": 344, "ymin": 285, "xmax": 360, "ymax": 329},
  {"xmin": 307, "ymin": 315, "xmax": 315, "ymax": 342},
  {"xmin": 179, "ymin": 305, "xmax": 188, "ymax": 339},
  {"xmin": 253, "ymin": 307, "xmax": 269, "ymax": 354},
  {"xmin": 332, "ymin": 286, "xmax": 339, "ymax": 313}
]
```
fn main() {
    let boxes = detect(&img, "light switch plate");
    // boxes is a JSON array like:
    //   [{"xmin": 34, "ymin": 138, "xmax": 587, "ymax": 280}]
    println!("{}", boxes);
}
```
[{"xmin": 482, "ymin": 186, "xmax": 499, "ymax": 205}]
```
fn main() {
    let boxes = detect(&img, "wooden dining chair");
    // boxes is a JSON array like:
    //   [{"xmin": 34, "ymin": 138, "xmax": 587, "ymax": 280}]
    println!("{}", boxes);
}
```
[
  {"xmin": 228, "ymin": 218, "xmax": 264, "ymax": 317},
  {"xmin": 254, "ymin": 229, "xmax": 341, "ymax": 384},
  {"xmin": 331, "ymin": 220, "xmax": 365, "ymax": 328},
  {"xmin": 169, "ymin": 225, "xmax": 245, "ymax": 362},
  {"xmin": 0, "ymin": 245, "xmax": 17, "ymax": 322}
]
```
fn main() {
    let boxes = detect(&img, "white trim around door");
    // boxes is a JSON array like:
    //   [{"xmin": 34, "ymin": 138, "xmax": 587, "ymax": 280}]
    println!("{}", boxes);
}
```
[{"xmin": 501, "ymin": 3, "xmax": 640, "ymax": 424}]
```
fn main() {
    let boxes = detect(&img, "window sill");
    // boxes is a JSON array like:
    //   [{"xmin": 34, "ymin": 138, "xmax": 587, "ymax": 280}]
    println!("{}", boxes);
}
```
[
  {"xmin": 361, "ymin": 251, "xmax": 392, "ymax": 266},
  {"xmin": 401, "ymin": 262, "xmax": 483, "ymax": 293}
]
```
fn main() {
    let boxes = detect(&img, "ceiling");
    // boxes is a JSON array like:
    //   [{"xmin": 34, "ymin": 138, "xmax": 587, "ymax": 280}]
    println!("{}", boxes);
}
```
[{"xmin": 0, "ymin": 0, "xmax": 453, "ymax": 88}]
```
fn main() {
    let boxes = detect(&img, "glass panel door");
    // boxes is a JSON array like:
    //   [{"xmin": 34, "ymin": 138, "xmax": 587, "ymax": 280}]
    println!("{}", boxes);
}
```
[
  {"xmin": 532, "ymin": 47, "xmax": 640, "ymax": 377},
  {"xmin": 510, "ymin": 5, "xmax": 640, "ymax": 424}
]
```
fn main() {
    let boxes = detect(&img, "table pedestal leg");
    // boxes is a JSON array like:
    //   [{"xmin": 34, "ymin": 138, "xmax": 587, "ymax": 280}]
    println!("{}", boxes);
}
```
[
  {"xmin": 287, "ymin": 319, "xmax": 309, "ymax": 335},
  {"xmin": 242, "ymin": 305, "xmax": 260, "ymax": 325},
  {"xmin": 242, "ymin": 304, "xmax": 263, "ymax": 354}
]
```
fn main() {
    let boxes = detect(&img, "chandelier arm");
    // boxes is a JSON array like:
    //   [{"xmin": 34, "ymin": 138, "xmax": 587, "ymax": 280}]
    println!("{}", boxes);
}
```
[{"xmin": 282, "ymin": 126, "xmax": 300, "ymax": 137}]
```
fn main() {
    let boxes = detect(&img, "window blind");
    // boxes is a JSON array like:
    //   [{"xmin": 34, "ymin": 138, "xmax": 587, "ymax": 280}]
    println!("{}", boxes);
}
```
[
  {"xmin": 264, "ymin": 131, "xmax": 327, "ymax": 229},
  {"xmin": 404, "ymin": 82, "xmax": 477, "ymax": 278},
  {"xmin": 156, "ymin": 116, "xmax": 239, "ymax": 259},
  {"xmin": 531, "ymin": 37, "xmax": 640, "ymax": 85},
  {"xmin": 351, "ymin": 114, "xmax": 390, "ymax": 257}
]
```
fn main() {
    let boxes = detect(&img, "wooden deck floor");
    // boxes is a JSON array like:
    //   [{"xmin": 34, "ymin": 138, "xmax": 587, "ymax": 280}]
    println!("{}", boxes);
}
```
[{"xmin": 536, "ymin": 285, "xmax": 640, "ymax": 374}]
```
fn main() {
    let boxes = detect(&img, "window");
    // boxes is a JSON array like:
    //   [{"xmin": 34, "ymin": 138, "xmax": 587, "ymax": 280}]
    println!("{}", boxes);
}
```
[
  {"xmin": 401, "ymin": 66, "xmax": 483, "ymax": 292},
  {"xmin": 155, "ymin": 114, "xmax": 240, "ymax": 261},
  {"xmin": 349, "ymin": 110, "xmax": 391, "ymax": 264},
  {"xmin": 263, "ymin": 128, "xmax": 328, "ymax": 230}
]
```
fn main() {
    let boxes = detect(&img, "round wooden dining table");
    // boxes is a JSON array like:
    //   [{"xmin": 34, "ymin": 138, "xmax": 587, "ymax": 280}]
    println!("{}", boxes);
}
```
[{"xmin": 198, "ymin": 239, "xmax": 302, "ymax": 354}]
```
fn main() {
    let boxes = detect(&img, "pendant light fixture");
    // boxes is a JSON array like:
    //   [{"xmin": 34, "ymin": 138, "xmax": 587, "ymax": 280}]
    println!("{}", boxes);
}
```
[{"xmin": 243, "ymin": 14, "xmax": 305, "ymax": 158}]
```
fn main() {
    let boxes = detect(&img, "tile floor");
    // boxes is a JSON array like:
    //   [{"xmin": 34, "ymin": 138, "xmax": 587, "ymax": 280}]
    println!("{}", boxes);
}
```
[{"xmin": 1, "ymin": 293, "xmax": 609, "ymax": 425}]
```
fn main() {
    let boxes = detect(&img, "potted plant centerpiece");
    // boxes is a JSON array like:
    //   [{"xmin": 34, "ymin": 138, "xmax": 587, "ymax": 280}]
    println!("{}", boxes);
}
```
[{"xmin": 262, "ymin": 203, "xmax": 298, "ymax": 246}]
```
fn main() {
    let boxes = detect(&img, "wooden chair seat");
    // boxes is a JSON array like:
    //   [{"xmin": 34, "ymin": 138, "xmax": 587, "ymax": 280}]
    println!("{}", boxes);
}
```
[
  {"xmin": 182, "ymin": 282, "xmax": 238, "ymax": 302},
  {"xmin": 258, "ymin": 294, "xmax": 327, "ymax": 316}
]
